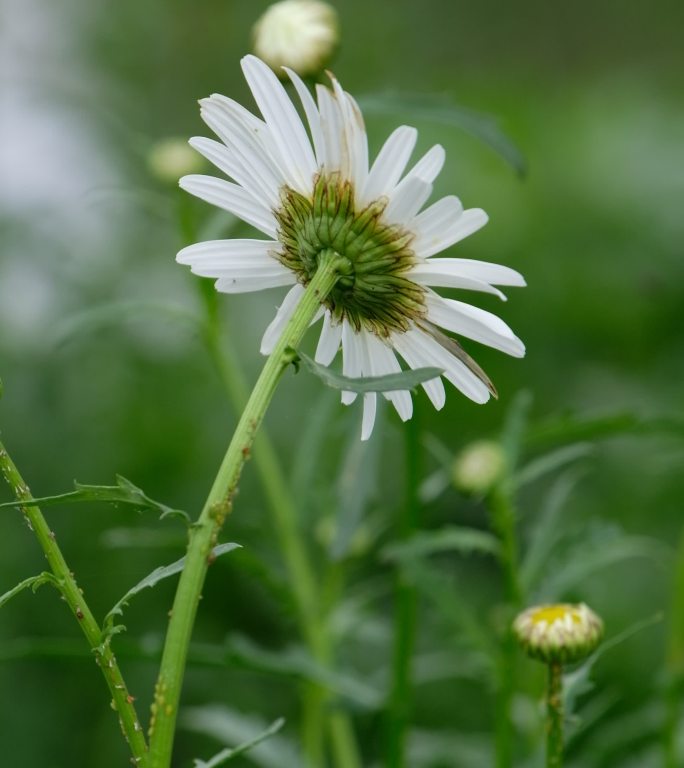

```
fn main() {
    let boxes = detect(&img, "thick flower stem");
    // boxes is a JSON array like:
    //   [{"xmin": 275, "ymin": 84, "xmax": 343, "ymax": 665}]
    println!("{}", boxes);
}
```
[
  {"xmin": 203, "ymin": 301, "xmax": 361, "ymax": 768},
  {"xmin": 0, "ymin": 439, "xmax": 148, "ymax": 764},
  {"xmin": 147, "ymin": 252, "xmax": 343, "ymax": 768},
  {"xmin": 546, "ymin": 661, "xmax": 564, "ymax": 768}
]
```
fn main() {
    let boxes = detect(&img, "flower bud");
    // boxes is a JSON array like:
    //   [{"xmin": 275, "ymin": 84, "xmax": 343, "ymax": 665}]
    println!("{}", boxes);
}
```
[
  {"xmin": 253, "ymin": 0, "xmax": 339, "ymax": 78},
  {"xmin": 452, "ymin": 440, "xmax": 506, "ymax": 495},
  {"xmin": 514, "ymin": 603, "xmax": 604, "ymax": 665},
  {"xmin": 148, "ymin": 138, "xmax": 204, "ymax": 183}
]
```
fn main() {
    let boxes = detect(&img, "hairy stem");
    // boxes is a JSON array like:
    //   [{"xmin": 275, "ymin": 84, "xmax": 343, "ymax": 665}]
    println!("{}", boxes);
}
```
[
  {"xmin": 489, "ymin": 483, "xmax": 522, "ymax": 768},
  {"xmin": 0, "ymin": 439, "xmax": 148, "ymax": 764},
  {"xmin": 147, "ymin": 252, "xmax": 343, "ymax": 768},
  {"xmin": 546, "ymin": 661, "xmax": 564, "ymax": 768}
]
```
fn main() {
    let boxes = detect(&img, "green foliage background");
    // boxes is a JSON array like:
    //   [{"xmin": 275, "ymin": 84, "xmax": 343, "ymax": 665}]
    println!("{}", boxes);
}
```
[{"xmin": 1, "ymin": 1, "xmax": 683, "ymax": 766}]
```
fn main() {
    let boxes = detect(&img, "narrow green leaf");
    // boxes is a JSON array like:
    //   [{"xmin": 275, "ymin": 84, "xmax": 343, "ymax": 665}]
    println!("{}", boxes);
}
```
[
  {"xmin": 331, "ymin": 410, "xmax": 383, "ymax": 560},
  {"xmin": 0, "ymin": 475, "xmax": 188, "ymax": 521},
  {"xmin": 53, "ymin": 300, "xmax": 201, "ymax": 346},
  {"xmin": 104, "ymin": 542, "xmax": 240, "ymax": 629},
  {"xmin": 358, "ymin": 91, "xmax": 527, "ymax": 176},
  {"xmin": 515, "ymin": 442, "xmax": 594, "ymax": 488},
  {"xmin": 299, "ymin": 352, "xmax": 441, "ymax": 394},
  {"xmin": 193, "ymin": 718, "xmax": 285, "ymax": 767},
  {"xmin": 525, "ymin": 411, "xmax": 684, "ymax": 449},
  {"xmin": 0, "ymin": 572, "xmax": 58, "ymax": 609},
  {"xmin": 383, "ymin": 526, "xmax": 501, "ymax": 562},
  {"xmin": 182, "ymin": 706, "xmax": 303, "ymax": 768},
  {"xmin": 499, "ymin": 390, "xmax": 533, "ymax": 471}
]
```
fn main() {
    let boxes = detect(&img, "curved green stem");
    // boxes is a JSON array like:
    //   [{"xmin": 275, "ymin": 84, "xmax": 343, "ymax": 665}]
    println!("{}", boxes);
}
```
[
  {"xmin": 203, "ymin": 303, "xmax": 360, "ymax": 768},
  {"xmin": 0, "ymin": 439, "xmax": 148, "ymax": 764},
  {"xmin": 546, "ymin": 661, "xmax": 564, "ymax": 768},
  {"xmin": 147, "ymin": 253, "xmax": 343, "ymax": 768}
]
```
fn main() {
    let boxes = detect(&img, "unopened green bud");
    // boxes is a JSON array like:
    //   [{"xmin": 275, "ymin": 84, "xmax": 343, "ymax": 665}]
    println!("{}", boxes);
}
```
[
  {"xmin": 452, "ymin": 440, "xmax": 506, "ymax": 494},
  {"xmin": 148, "ymin": 138, "xmax": 204, "ymax": 184},
  {"xmin": 253, "ymin": 0, "xmax": 339, "ymax": 78},
  {"xmin": 514, "ymin": 603, "xmax": 604, "ymax": 665}
]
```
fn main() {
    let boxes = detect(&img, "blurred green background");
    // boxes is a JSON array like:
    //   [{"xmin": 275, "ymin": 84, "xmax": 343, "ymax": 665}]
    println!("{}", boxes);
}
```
[{"xmin": 1, "ymin": 1, "xmax": 683, "ymax": 766}]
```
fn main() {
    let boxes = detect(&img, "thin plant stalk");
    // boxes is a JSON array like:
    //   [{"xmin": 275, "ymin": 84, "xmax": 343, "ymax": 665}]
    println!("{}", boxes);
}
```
[
  {"xmin": 489, "ymin": 482, "xmax": 523, "ymax": 768},
  {"xmin": 385, "ymin": 411, "xmax": 420, "ymax": 766},
  {"xmin": 147, "ymin": 251, "xmax": 343, "ymax": 768},
  {"xmin": 181, "ymin": 200, "xmax": 360, "ymax": 768},
  {"xmin": 0, "ymin": 439, "xmax": 148, "ymax": 764},
  {"xmin": 546, "ymin": 661, "xmax": 564, "ymax": 768}
]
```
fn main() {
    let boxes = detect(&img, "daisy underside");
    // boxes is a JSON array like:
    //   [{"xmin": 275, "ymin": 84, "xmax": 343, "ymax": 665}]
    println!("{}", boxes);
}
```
[{"xmin": 177, "ymin": 55, "xmax": 526, "ymax": 439}]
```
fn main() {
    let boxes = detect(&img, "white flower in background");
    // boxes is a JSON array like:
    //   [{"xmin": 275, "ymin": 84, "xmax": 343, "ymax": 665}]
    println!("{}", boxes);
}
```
[
  {"xmin": 177, "ymin": 55, "xmax": 526, "ymax": 439},
  {"xmin": 148, "ymin": 137, "xmax": 205, "ymax": 183},
  {"xmin": 253, "ymin": 0, "xmax": 338, "ymax": 78}
]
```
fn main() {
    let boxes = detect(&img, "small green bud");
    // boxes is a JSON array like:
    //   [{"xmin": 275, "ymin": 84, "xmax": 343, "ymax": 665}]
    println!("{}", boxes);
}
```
[
  {"xmin": 514, "ymin": 603, "xmax": 604, "ymax": 665},
  {"xmin": 452, "ymin": 440, "xmax": 506, "ymax": 494},
  {"xmin": 253, "ymin": 0, "xmax": 339, "ymax": 79},
  {"xmin": 148, "ymin": 138, "xmax": 204, "ymax": 184}
]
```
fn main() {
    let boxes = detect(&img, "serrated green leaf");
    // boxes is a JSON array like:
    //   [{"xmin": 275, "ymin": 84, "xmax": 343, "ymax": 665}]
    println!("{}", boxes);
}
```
[
  {"xmin": 358, "ymin": 91, "xmax": 527, "ymax": 176},
  {"xmin": 519, "ymin": 467, "xmax": 588, "ymax": 593},
  {"xmin": 104, "ymin": 542, "xmax": 240, "ymax": 629},
  {"xmin": 563, "ymin": 613, "xmax": 663, "ymax": 715},
  {"xmin": 0, "ymin": 572, "xmax": 58, "ymax": 609},
  {"xmin": 222, "ymin": 634, "xmax": 382, "ymax": 709},
  {"xmin": 383, "ymin": 526, "xmax": 501, "ymax": 562},
  {"xmin": 299, "ymin": 352, "xmax": 441, "ymax": 394},
  {"xmin": 193, "ymin": 717, "xmax": 285, "ymax": 767},
  {"xmin": 0, "ymin": 475, "xmax": 188, "ymax": 521},
  {"xmin": 536, "ymin": 531, "xmax": 670, "ymax": 600}
]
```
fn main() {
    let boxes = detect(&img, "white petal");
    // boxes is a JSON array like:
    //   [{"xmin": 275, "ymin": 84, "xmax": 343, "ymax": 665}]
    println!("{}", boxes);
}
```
[
  {"xmin": 241, "ymin": 55, "xmax": 317, "ymax": 194},
  {"xmin": 189, "ymin": 135, "xmax": 279, "ymax": 210},
  {"xmin": 341, "ymin": 320, "xmax": 361, "ymax": 404},
  {"xmin": 260, "ymin": 284, "xmax": 305, "ymax": 354},
  {"xmin": 392, "ymin": 332, "xmax": 446, "ymax": 410},
  {"xmin": 315, "ymin": 311, "xmax": 343, "ymax": 365},
  {"xmin": 179, "ymin": 175, "xmax": 277, "ymax": 237},
  {"xmin": 384, "ymin": 176, "xmax": 432, "ymax": 224},
  {"xmin": 177, "ymin": 238, "xmax": 276, "ymax": 267},
  {"xmin": 402, "ymin": 326, "xmax": 491, "ymax": 404},
  {"xmin": 361, "ymin": 392, "xmax": 377, "ymax": 441},
  {"xmin": 360, "ymin": 126, "xmax": 417, "ymax": 206},
  {"xmin": 365, "ymin": 333, "xmax": 413, "ymax": 421},
  {"xmin": 199, "ymin": 97, "xmax": 285, "ymax": 206},
  {"xmin": 330, "ymin": 76, "xmax": 368, "ymax": 189},
  {"xmin": 426, "ymin": 293, "xmax": 525, "ymax": 358},
  {"xmin": 411, "ymin": 258, "xmax": 526, "ymax": 286},
  {"xmin": 284, "ymin": 67, "xmax": 326, "ymax": 166},
  {"xmin": 316, "ymin": 84, "xmax": 343, "ymax": 172},
  {"xmin": 215, "ymin": 273, "xmax": 296, "ymax": 293},
  {"xmin": 410, "ymin": 262, "xmax": 507, "ymax": 300},
  {"xmin": 412, "ymin": 200, "xmax": 488, "ymax": 258},
  {"xmin": 403, "ymin": 144, "xmax": 446, "ymax": 185}
]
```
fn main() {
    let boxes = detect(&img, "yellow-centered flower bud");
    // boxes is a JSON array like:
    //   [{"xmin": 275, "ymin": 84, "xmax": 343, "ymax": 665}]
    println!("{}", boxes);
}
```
[{"xmin": 514, "ymin": 603, "xmax": 604, "ymax": 664}]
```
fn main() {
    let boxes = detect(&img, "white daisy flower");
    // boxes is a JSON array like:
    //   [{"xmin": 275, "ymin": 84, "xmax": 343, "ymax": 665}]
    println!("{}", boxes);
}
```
[{"xmin": 177, "ymin": 55, "xmax": 526, "ymax": 440}]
